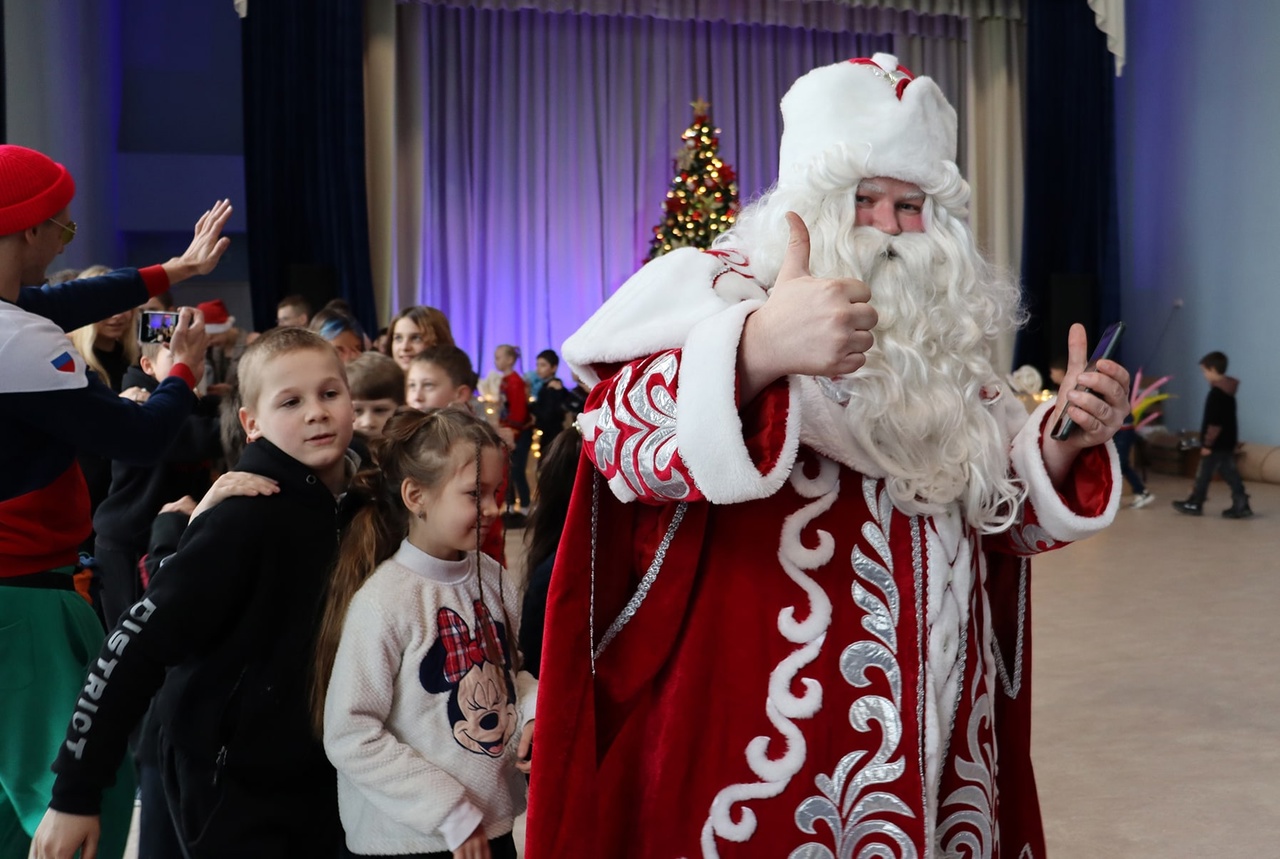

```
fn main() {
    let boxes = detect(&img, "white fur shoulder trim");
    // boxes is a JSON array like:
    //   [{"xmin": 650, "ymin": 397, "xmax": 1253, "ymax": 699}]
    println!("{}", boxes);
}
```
[
  {"xmin": 1010, "ymin": 401, "xmax": 1120, "ymax": 542},
  {"xmin": 562, "ymin": 248, "xmax": 767, "ymax": 387},
  {"xmin": 0, "ymin": 301, "xmax": 89, "ymax": 394},
  {"xmin": 675, "ymin": 300, "xmax": 801, "ymax": 503}
]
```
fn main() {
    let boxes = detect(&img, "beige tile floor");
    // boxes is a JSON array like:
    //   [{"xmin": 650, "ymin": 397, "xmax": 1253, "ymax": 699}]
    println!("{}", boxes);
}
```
[
  {"xmin": 125, "ymin": 472, "xmax": 1277, "ymax": 858},
  {"xmin": 1034, "ymin": 471, "xmax": 1279, "ymax": 857}
]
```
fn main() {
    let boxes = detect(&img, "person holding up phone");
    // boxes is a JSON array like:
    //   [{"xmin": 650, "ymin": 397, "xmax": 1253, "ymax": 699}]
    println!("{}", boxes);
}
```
[
  {"xmin": 526, "ymin": 55, "xmax": 1130, "ymax": 858},
  {"xmin": 0, "ymin": 144, "xmax": 232, "ymax": 859}
]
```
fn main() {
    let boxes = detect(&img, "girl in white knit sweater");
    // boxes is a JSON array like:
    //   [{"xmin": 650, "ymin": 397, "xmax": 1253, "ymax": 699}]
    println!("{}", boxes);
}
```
[{"xmin": 314, "ymin": 408, "xmax": 536, "ymax": 859}]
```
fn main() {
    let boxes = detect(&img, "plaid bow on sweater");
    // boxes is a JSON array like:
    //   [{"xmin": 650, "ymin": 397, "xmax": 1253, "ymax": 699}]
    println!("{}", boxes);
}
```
[{"xmin": 437, "ymin": 600, "xmax": 504, "ymax": 684}]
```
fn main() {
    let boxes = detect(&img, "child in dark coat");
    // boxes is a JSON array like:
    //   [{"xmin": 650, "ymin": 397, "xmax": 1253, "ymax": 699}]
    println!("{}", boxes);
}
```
[{"xmin": 33, "ymin": 327, "xmax": 358, "ymax": 858}]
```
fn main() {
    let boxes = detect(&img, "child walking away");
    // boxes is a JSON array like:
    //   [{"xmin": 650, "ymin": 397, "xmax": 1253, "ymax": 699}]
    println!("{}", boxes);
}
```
[
  {"xmin": 1172, "ymin": 351, "xmax": 1252, "ymax": 518},
  {"xmin": 317, "ymin": 408, "xmax": 535, "ymax": 859},
  {"xmin": 31, "ymin": 327, "xmax": 357, "ymax": 859},
  {"xmin": 1113, "ymin": 413, "xmax": 1154, "ymax": 509}
]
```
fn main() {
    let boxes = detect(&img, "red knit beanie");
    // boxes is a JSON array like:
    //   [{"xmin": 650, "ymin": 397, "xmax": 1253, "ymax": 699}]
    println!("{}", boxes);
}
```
[{"xmin": 0, "ymin": 145, "xmax": 76, "ymax": 236}]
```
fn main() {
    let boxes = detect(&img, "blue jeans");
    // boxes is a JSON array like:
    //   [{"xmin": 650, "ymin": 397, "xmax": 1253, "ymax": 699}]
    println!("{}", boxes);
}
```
[{"xmin": 1112, "ymin": 429, "xmax": 1146, "ymax": 495}]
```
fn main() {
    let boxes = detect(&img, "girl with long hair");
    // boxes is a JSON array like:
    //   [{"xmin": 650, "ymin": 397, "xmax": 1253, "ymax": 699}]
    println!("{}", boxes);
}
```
[
  {"xmin": 67, "ymin": 265, "xmax": 139, "ymax": 392},
  {"xmin": 388, "ymin": 305, "xmax": 455, "ymax": 371},
  {"xmin": 315, "ymin": 408, "xmax": 535, "ymax": 859}
]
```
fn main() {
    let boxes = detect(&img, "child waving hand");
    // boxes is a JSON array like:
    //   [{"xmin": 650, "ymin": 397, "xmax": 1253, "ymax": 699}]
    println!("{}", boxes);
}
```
[{"xmin": 316, "ymin": 408, "xmax": 535, "ymax": 859}]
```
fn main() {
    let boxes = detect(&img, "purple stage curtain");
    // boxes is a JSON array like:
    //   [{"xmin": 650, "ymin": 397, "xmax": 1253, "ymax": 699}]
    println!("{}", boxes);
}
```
[
  {"xmin": 391, "ymin": 4, "xmax": 893, "ymax": 373},
  {"xmin": 395, "ymin": 0, "xmax": 975, "ymax": 34}
]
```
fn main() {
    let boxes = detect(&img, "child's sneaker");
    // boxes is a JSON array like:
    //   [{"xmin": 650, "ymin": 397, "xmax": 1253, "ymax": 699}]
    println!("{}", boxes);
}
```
[
  {"xmin": 1130, "ymin": 492, "xmax": 1155, "ymax": 509},
  {"xmin": 1171, "ymin": 499, "xmax": 1203, "ymax": 516}
]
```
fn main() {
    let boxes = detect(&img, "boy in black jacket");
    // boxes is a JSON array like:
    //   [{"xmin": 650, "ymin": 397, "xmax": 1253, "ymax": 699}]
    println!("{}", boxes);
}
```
[
  {"xmin": 92, "ymin": 340, "xmax": 225, "ymax": 627},
  {"xmin": 1172, "ymin": 350, "xmax": 1252, "ymax": 518},
  {"xmin": 32, "ymin": 327, "xmax": 357, "ymax": 859}
]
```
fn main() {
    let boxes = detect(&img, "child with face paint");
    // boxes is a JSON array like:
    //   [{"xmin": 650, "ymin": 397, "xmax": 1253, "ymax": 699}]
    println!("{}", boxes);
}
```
[{"xmin": 314, "ymin": 408, "xmax": 536, "ymax": 859}]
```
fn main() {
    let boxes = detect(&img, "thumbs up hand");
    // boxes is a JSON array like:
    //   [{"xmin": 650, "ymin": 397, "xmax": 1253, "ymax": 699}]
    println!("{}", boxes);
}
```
[{"xmin": 737, "ymin": 212, "xmax": 877, "ymax": 403}]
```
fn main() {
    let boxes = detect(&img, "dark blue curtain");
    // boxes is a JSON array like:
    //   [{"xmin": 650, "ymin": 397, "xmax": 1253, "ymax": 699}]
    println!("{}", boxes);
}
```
[
  {"xmin": 241, "ymin": 0, "xmax": 376, "ymax": 335},
  {"xmin": 1015, "ymin": 0, "xmax": 1121, "ymax": 371}
]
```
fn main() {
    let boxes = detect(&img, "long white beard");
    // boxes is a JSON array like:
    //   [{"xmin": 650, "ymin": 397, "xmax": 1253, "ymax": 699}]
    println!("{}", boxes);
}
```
[
  {"xmin": 717, "ymin": 182, "xmax": 1027, "ymax": 532},
  {"xmin": 826, "ymin": 227, "xmax": 1025, "ymax": 533}
]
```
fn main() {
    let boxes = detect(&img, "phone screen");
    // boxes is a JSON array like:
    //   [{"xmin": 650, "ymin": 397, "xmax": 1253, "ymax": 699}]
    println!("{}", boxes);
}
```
[
  {"xmin": 139, "ymin": 310, "xmax": 179, "ymax": 344},
  {"xmin": 1087, "ymin": 321, "xmax": 1125, "ymax": 366}
]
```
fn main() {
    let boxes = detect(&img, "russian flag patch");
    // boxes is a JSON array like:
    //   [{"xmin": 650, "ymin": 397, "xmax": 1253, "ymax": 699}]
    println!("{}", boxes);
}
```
[{"xmin": 51, "ymin": 351, "xmax": 76, "ymax": 373}]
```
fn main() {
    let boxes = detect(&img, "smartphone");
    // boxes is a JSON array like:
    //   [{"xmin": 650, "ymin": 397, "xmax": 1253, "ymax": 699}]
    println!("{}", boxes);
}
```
[
  {"xmin": 138, "ymin": 310, "xmax": 180, "ymax": 344},
  {"xmin": 1050, "ymin": 321, "xmax": 1125, "ymax": 441}
]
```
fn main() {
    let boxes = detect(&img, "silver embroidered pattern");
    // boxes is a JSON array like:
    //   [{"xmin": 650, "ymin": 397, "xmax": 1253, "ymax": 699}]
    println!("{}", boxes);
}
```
[
  {"xmin": 592, "ymin": 500, "xmax": 687, "ymax": 661},
  {"xmin": 991, "ymin": 557, "xmax": 1028, "ymax": 699},
  {"xmin": 791, "ymin": 478, "xmax": 916, "ymax": 859},
  {"xmin": 936, "ymin": 674, "xmax": 995, "ymax": 859},
  {"xmin": 619, "ymin": 352, "xmax": 690, "ymax": 500},
  {"xmin": 591, "ymin": 367, "xmax": 625, "ymax": 476},
  {"xmin": 1006, "ymin": 522, "xmax": 1057, "ymax": 556}
]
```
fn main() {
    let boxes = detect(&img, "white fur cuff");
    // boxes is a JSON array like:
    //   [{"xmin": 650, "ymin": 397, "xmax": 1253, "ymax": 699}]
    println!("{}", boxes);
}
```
[
  {"xmin": 1010, "ymin": 401, "xmax": 1120, "ymax": 543},
  {"xmin": 675, "ymin": 301, "xmax": 801, "ymax": 504}
]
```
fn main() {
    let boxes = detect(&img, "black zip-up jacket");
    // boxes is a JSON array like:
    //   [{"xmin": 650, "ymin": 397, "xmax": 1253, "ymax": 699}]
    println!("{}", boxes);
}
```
[
  {"xmin": 92, "ymin": 365, "xmax": 223, "ymax": 552},
  {"xmin": 51, "ymin": 438, "xmax": 352, "ymax": 856}
]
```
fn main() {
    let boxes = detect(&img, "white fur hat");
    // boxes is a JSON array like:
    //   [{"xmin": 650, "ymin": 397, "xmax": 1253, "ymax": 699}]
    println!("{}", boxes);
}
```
[{"xmin": 777, "ymin": 53, "xmax": 968, "ymax": 212}]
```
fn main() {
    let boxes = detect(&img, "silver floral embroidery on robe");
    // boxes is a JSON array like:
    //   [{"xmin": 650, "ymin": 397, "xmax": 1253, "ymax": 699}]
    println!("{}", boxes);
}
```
[
  {"xmin": 590, "ymin": 368, "xmax": 625, "ymax": 476},
  {"xmin": 936, "ymin": 617, "xmax": 996, "ymax": 858},
  {"xmin": 790, "ymin": 478, "xmax": 917, "ymax": 859},
  {"xmin": 593, "ymin": 353, "xmax": 690, "ymax": 500},
  {"xmin": 1005, "ymin": 522, "xmax": 1057, "ymax": 555}
]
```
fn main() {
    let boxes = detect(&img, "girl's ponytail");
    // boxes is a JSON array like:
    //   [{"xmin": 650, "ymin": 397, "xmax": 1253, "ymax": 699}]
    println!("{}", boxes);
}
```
[{"xmin": 310, "ymin": 444, "xmax": 408, "ymax": 736}]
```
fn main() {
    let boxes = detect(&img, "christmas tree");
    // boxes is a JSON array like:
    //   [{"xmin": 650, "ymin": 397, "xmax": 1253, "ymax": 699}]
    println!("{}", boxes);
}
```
[{"xmin": 646, "ymin": 99, "xmax": 739, "ymax": 261}]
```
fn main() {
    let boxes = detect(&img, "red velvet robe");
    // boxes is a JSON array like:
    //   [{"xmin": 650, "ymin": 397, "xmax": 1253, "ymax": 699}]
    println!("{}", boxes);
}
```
[
  {"xmin": 526, "ymin": 248, "xmax": 1119, "ymax": 858},
  {"xmin": 528, "ymin": 378, "xmax": 1114, "ymax": 857}
]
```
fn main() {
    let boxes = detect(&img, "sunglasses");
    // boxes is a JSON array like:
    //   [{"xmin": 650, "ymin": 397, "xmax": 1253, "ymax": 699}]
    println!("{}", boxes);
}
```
[{"xmin": 47, "ymin": 216, "xmax": 77, "ymax": 245}]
